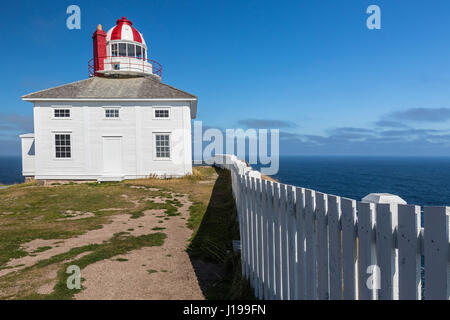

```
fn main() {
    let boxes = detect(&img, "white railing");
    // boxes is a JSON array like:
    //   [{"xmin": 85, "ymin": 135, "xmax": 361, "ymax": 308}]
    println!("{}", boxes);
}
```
[{"xmin": 211, "ymin": 155, "xmax": 450, "ymax": 300}]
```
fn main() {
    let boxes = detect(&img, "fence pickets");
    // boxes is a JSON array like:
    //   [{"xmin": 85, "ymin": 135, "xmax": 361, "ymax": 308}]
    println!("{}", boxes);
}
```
[{"xmin": 221, "ymin": 158, "xmax": 449, "ymax": 300}]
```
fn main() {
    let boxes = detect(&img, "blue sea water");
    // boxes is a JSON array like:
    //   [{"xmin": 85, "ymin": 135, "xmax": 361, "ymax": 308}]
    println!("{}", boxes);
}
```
[
  {"xmin": 253, "ymin": 156, "xmax": 450, "ymax": 207},
  {"xmin": 1, "ymin": 155, "xmax": 450, "ymax": 207},
  {"xmin": 0, "ymin": 156, "xmax": 23, "ymax": 185}
]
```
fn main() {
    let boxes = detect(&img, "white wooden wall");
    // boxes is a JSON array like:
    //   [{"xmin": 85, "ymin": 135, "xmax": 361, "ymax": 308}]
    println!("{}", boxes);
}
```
[
  {"xmin": 212, "ymin": 155, "xmax": 450, "ymax": 300},
  {"xmin": 30, "ymin": 101, "xmax": 193, "ymax": 180}
]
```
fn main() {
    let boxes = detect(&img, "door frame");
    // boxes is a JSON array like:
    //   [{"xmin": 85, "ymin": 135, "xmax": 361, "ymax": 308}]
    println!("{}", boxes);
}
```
[{"xmin": 102, "ymin": 135, "xmax": 123, "ymax": 174}]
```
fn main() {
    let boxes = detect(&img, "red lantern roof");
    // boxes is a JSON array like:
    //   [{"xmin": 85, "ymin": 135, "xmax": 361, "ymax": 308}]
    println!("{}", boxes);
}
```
[{"xmin": 107, "ymin": 17, "xmax": 144, "ymax": 44}]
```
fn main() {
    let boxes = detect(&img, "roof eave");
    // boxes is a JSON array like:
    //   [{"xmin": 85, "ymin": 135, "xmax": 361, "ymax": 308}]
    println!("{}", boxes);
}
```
[{"xmin": 22, "ymin": 97, "xmax": 197, "ymax": 102}]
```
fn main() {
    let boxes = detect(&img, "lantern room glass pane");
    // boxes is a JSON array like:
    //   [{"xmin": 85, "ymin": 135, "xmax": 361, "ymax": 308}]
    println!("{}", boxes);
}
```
[
  {"xmin": 143, "ymin": 48, "xmax": 146, "ymax": 59},
  {"xmin": 127, "ymin": 44, "xmax": 135, "ymax": 57},
  {"xmin": 111, "ymin": 44, "xmax": 118, "ymax": 57},
  {"xmin": 136, "ymin": 46, "xmax": 142, "ymax": 59},
  {"xmin": 119, "ymin": 43, "xmax": 126, "ymax": 56}
]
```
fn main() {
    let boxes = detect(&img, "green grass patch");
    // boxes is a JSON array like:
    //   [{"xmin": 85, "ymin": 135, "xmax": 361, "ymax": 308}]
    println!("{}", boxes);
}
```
[
  {"xmin": 116, "ymin": 258, "xmax": 128, "ymax": 262},
  {"xmin": 187, "ymin": 167, "xmax": 254, "ymax": 300},
  {"xmin": 147, "ymin": 269, "xmax": 157, "ymax": 274},
  {"xmin": 0, "ymin": 182, "xmax": 157, "ymax": 266},
  {"xmin": 31, "ymin": 246, "xmax": 52, "ymax": 254},
  {"xmin": 24, "ymin": 232, "xmax": 166, "ymax": 300}
]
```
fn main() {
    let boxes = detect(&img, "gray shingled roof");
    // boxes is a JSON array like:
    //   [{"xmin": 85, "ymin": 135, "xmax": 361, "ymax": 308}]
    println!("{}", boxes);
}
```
[{"xmin": 22, "ymin": 76, "xmax": 197, "ymax": 100}]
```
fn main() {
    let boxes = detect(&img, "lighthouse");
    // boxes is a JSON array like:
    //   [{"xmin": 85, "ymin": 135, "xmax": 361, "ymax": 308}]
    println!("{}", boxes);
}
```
[
  {"xmin": 20, "ymin": 18, "xmax": 197, "ymax": 183},
  {"xmin": 90, "ymin": 17, "xmax": 162, "ymax": 78}
]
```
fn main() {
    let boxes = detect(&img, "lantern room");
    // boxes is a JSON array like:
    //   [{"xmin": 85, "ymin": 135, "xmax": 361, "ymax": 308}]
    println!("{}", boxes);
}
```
[{"xmin": 89, "ymin": 17, "xmax": 162, "ymax": 79}]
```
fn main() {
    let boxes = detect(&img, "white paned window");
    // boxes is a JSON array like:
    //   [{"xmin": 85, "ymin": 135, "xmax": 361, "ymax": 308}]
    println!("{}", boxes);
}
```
[
  {"xmin": 127, "ymin": 44, "xmax": 135, "ymax": 57},
  {"xmin": 54, "ymin": 109, "xmax": 70, "ymax": 118},
  {"xmin": 136, "ymin": 45, "xmax": 142, "ymax": 59},
  {"xmin": 55, "ymin": 134, "xmax": 71, "ymax": 158},
  {"xmin": 154, "ymin": 109, "xmax": 169, "ymax": 118},
  {"xmin": 155, "ymin": 134, "xmax": 170, "ymax": 159},
  {"xmin": 105, "ymin": 109, "xmax": 119, "ymax": 118},
  {"xmin": 119, "ymin": 43, "xmax": 126, "ymax": 56},
  {"xmin": 111, "ymin": 43, "xmax": 118, "ymax": 56}
]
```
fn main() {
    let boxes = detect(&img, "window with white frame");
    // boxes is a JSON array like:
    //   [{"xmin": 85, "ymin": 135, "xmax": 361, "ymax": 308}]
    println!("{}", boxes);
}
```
[
  {"xmin": 111, "ymin": 43, "xmax": 118, "ymax": 56},
  {"xmin": 55, "ymin": 134, "xmax": 71, "ymax": 158},
  {"xmin": 54, "ymin": 109, "xmax": 70, "ymax": 118},
  {"xmin": 105, "ymin": 109, "xmax": 119, "ymax": 118},
  {"xmin": 110, "ymin": 43, "xmax": 146, "ymax": 60},
  {"xmin": 154, "ymin": 109, "xmax": 169, "ymax": 118},
  {"xmin": 119, "ymin": 43, "xmax": 127, "ymax": 56},
  {"xmin": 155, "ymin": 134, "xmax": 170, "ymax": 158}
]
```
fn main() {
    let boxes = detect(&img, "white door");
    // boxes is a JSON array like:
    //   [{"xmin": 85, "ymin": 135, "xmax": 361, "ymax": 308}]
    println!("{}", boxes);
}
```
[{"xmin": 102, "ymin": 137, "xmax": 122, "ymax": 174}]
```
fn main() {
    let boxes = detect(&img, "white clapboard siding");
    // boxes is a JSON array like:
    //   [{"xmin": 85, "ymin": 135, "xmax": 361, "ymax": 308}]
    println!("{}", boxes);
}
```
[
  {"xmin": 375, "ymin": 203, "xmax": 396, "ymax": 300},
  {"xmin": 327, "ymin": 195, "xmax": 342, "ymax": 300},
  {"xmin": 295, "ymin": 187, "xmax": 306, "ymax": 299},
  {"xmin": 357, "ymin": 202, "xmax": 376, "ymax": 300},
  {"xmin": 397, "ymin": 204, "xmax": 421, "ymax": 300},
  {"xmin": 424, "ymin": 206, "xmax": 448, "ymax": 300},
  {"xmin": 212, "ymin": 156, "xmax": 450, "ymax": 301},
  {"xmin": 287, "ymin": 186, "xmax": 297, "ymax": 300},
  {"xmin": 273, "ymin": 182, "xmax": 282, "ymax": 299},
  {"xmin": 316, "ymin": 192, "xmax": 330, "ymax": 300},
  {"xmin": 304, "ymin": 189, "xmax": 317, "ymax": 299},
  {"xmin": 279, "ymin": 184, "xmax": 289, "ymax": 300},
  {"xmin": 341, "ymin": 198, "xmax": 358, "ymax": 300}
]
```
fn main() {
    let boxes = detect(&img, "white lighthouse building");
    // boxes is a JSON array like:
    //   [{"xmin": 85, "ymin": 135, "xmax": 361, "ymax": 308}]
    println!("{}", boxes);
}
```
[{"xmin": 20, "ymin": 17, "xmax": 197, "ymax": 182}]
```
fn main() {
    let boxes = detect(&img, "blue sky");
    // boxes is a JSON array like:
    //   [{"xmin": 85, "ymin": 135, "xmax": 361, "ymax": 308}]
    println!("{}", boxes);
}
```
[{"xmin": 1, "ymin": 0, "xmax": 450, "ymax": 156}]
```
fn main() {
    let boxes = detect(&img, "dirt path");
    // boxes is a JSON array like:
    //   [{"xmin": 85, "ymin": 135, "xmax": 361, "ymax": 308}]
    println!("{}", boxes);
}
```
[
  {"xmin": 1, "ymin": 191, "xmax": 208, "ymax": 299},
  {"xmin": 72, "ymin": 194, "xmax": 205, "ymax": 300}
]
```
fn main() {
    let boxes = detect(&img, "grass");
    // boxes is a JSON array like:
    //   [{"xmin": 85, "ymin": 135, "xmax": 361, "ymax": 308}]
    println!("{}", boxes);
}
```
[
  {"xmin": 0, "ymin": 181, "xmax": 170, "ymax": 266},
  {"xmin": 23, "ymin": 232, "xmax": 166, "ymax": 299},
  {"xmin": 186, "ymin": 167, "xmax": 255, "ymax": 299},
  {"xmin": 31, "ymin": 246, "xmax": 52, "ymax": 254},
  {"xmin": 115, "ymin": 258, "xmax": 128, "ymax": 262},
  {"xmin": 0, "ymin": 166, "xmax": 251, "ymax": 299}
]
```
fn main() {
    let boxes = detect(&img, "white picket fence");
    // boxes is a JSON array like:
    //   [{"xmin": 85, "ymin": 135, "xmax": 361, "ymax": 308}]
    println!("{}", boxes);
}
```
[{"xmin": 211, "ymin": 155, "xmax": 450, "ymax": 300}]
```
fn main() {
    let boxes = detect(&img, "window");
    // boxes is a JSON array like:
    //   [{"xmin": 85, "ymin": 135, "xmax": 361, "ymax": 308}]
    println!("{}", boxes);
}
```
[
  {"xmin": 55, "ymin": 134, "xmax": 71, "ymax": 158},
  {"xmin": 155, "ymin": 134, "xmax": 170, "ymax": 158},
  {"xmin": 119, "ymin": 43, "xmax": 127, "ymax": 56},
  {"xmin": 54, "ymin": 109, "xmax": 70, "ymax": 118},
  {"xmin": 111, "ymin": 43, "xmax": 118, "ymax": 56},
  {"xmin": 142, "ymin": 48, "xmax": 146, "ymax": 59},
  {"xmin": 155, "ymin": 109, "xmax": 169, "ymax": 118},
  {"xmin": 127, "ymin": 44, "xmax": 135, "ymax": 57},
  {"xmin": 136, "ymin": 45, "xmax": 142, "ymax": 59},
  {"xmin": 105, "ymin": 109, "xmax": 119, "ymax": 118}
]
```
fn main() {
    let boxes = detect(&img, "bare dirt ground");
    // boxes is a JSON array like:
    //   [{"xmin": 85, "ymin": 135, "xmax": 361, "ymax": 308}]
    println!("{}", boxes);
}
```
[
  {"xmin": 0, "ymin": 168, "xmax": 234, "ymax": 300},
  {"xmin": 73, "ymin": 194, "xmax": 205, "ymax": 300},
  {"xmin": 1, "ymin": 192, "xmax": 207, "ymax": 299}
]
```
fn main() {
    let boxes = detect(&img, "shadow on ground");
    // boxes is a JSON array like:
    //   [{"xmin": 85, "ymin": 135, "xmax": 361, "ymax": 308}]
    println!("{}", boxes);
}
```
[{"xmin": 188, "ymin": 167, "xmax": 254, "ymax": 300}]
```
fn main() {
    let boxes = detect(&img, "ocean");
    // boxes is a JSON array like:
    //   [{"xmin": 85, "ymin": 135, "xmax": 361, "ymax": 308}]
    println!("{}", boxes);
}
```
[
  {"xmin": 1, "ymin": 155, "xmax": 449, "ymax": 207},
  {"xmin": 254, "ymin": 156, "xmax": 450, "ymax": 207}
]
